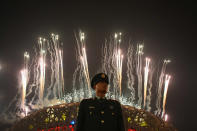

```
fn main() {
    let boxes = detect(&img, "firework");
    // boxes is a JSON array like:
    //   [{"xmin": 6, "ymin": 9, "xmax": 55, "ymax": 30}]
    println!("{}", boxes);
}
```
[
  {"xmin": 1, "ymin": 32, "xmax": 174, "ymax": 124},
  {"xmin": 21, "ymin": 69, "xmax": 28, "ymax": 110},
  {"xmin": 162, "ymin": 74, "xmax": 171, "ymax": 117},
  {"xmin": 21, "ymin": 52, "xmax": 29, "ymax": 110},
  {"xmin": 144, "ymin": 57, "xmax": 150, "ymax": 108},
  {"xmin": 50, "ymin": 34, "xmax": 64, "ymax": 99},
  {"xmin": 38, "ymin": 38, "xmax": 46, "ymax": 103},
  {"xmin": 116, "ymin": 49, "xmax": 124, "ymax": 96},
  {"xmin": 136, "ymin": 44, "xmax": 144, "ymax": 108},
  {"xmin": 59, "ymin": 49, "xmax": 64, "ymax": 98},
  {"xmin": 156, "ymin": 59, "xmax": 170, "ymax": 115},
  {"xmin": 126, "ymin": 44, "xmax": 135, "ymax": 104},
  {"xmin": 101, "ymin": 32, "xmax": 123, "ymax": 99},
  {"xmin": 73, "ymin": 31, "xmax": 92, "ymax": 98}
]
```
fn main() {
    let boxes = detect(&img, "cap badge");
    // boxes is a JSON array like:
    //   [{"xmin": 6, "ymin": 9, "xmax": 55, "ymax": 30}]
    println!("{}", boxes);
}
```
[{"xmin": 101, "ymin": 74, "xmax": 105, "ymax": 78}]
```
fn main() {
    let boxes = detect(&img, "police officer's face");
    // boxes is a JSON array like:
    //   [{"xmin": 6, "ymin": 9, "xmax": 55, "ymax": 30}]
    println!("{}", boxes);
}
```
[{"xmin": 95, "ymin": 82, "xmax": 108, "ymax": 95}]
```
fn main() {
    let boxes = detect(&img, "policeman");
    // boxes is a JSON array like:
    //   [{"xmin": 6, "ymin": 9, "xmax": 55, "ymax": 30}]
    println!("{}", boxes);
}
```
[{"xmin": 76, "ymin": 73, "xmax": 125, "ymax": 131}]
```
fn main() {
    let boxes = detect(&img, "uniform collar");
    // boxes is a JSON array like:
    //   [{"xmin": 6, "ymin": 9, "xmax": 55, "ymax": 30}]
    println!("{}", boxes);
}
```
[{"xmin": 95, "ymin": 96, "xmax": 106, "ymax": 100}]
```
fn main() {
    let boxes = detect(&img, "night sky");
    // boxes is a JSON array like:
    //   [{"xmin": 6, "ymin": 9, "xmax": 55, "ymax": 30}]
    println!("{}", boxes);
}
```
[{"xmin": 0, "ymin": 1, "xmax": 196, "ymax": 130}]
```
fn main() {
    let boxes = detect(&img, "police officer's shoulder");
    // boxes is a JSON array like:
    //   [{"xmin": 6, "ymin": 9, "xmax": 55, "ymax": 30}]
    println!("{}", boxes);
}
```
[
  {"xmin": 80, "ymin": 98, "xmax": 94, "ymax": 103},
  {"xmin": 108, "ymin": 99, "xmax": 121, "ymax": 105}
]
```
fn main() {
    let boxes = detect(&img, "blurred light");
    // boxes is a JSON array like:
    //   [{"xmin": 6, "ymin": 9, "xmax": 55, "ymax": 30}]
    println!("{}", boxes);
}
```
[
  {"xmin": 70, "ymin": 120, "xmax": 75, "ymax": 125},
  {"xmin": 41, "ymin": 50, "xmax": 45, "ymax": 54},
  {"xmin": 55, "ymin": 35, "xmax": 59, "ymax": 40},
  {"xmin": 114, "ymin": 33, "xmax": 117, "ymax": 38},
  {"xmin": 165, "ymin": 114, "xmax": 168, "ymax": 121},
  {"xmin": 24, "ymin": 52, "xmax": 30, "ymax": 58},
  {"xmin": 80, "ymin": 32, "xmax": 85, "ymax": 41},
  {"xmin": 128, "ymin": 129, "xmax": 136, "ymax": 131},
  {"xmin": 164, "ymin": 59, "xmax": 171, "ymax": 63}
]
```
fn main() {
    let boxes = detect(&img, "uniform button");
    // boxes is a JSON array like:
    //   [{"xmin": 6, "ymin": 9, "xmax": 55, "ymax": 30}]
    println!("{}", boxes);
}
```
[
  {"xmin": 101, "ymin": 111, "xmax": 104, "ymax": 114},
  {"xmin": 101, "ymin": 120, "xmax": 104, "ymax": 124}
]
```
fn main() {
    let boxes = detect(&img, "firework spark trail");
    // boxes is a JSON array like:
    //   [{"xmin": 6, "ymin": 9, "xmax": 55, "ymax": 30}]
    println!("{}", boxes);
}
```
[
  {"xmin": 74, "ymin": 31, "xmax": 92, "ymax": 98},
  {"xmin": 162, "ymin": 74, "xmax": 171, "ymax": 118},
  {"xmin": 21, "ymin": 69, "xmax": 28, "ymax": 110},
  {"xmin": 0, "ymin": 87, "xmax": 22, "ymax": 123},
  {"xmin": 155, "ymin": 59, "xmax": 170, "ymax": 115},
  {"xmin": 35, "ymin": 33, "xmax": 65, "ymax": 106},
  {"xmin": 26, "ymin": 47, "xmax": 40, "ymax": 108},
  {"xmin": 45, "ymin": 40, "xmax": 56, "ymax": 100},
  {"xmin": 59, "ymin": 49, "xmax": 64, "ymax": 98},
  {"xmin": 38, "ymin": 38, "xmax": 47, "ymax": 105},
  {"xmin": 20, "ymin": 52, "xmax": 30, "ymax": 110},
  {"xmin": 72, "ymin": 65, "xmax": 82, "ymax": 101},
  {"xmin": 101, "ymin": 33, "xmax": 123, "ymax": 99},
  {"xmin": 112, "ymin": 33, "xmax": 119, "ymax": 99},
  {"xmin": 51, "ymin": 34, "xmax": 64, "ymax": 99},
  {"xmin": 53, "ymin": 35, "xmax": 61, "ymax": 99},
  {"xmin": 81, "ymin": 47, "xmax": 91, "ymax": 97},
  {"xmin": 144, "ymin": 58, "xmax": 150, "ymax": 108},
  {"xmin": 136, "ymin": 44, "xmax": 144, "ymax": 108},
  {"xmin": 39, "ymin": 57, "xmax": 45, "ymax": 102},
  {"xmin": 44, "ymin": 34, "xmax": 60, "ymax": 101},
  {"xmin": 101, "ymin": 39, "xmax": 114, "ymax": 98},
  {"xmin": 112, "ymin": 33, "xmax": 123, "ymax": 99},
  {"xmin": 146, "ymin": 64, "xmax": 155, "ymax": 112},
  {"xmin": 126, "ymin": 44, "xmax": 136, "ymax": 104},
  {"xmin": 116, "ymin": 49, "xmax": 123, "ymax": 96}
]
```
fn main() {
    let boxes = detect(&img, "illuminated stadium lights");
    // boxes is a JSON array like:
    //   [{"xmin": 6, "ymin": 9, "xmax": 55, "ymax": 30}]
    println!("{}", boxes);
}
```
[{"xmin": 11, "ymin": 103, "xmax": 176, "ymax": 130}]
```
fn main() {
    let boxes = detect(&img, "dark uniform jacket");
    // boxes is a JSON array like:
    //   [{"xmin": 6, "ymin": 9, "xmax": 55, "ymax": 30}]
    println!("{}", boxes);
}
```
[{"xmin": 76, "ymin": 97, "xmax": 125, "ymax": 131}]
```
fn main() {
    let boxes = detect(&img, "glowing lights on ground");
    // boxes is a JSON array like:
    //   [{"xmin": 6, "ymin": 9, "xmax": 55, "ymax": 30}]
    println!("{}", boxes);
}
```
[
  {"xmin": 70, "ymin": 120, "xmax": 75, "ymax": 125},
  {"xmin": 38, "ymin": 120, "xmax": 75, "ymax": 131},
  {"xmin": 128, "ymin": 129, "xmax": 136, "ymax": 131}
]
